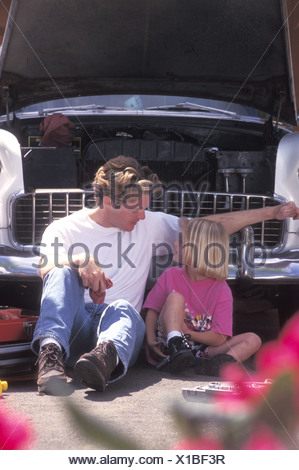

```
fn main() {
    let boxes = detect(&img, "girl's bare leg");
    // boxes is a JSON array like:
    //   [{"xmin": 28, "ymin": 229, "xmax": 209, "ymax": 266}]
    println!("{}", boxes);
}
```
[
  {"xmin": 207, "ymin": 332, "xmax": 262, "ymax": 362},
  {"xmin": 158, "ymin": 292, "xmax": 195, "ymax": 373},
  {"xmin": 158, "ymin": 291, "xmax": 186, "ymax": 334}
]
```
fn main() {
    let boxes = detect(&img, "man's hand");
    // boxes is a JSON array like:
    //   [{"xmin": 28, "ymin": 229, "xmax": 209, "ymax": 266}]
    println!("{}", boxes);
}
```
[
  {"xmin": 78, "ymin": 256, "xmax": 107, "ymax": 292},
  {"xmin": 89, "ymin": 276, "xmax": 113, "ymax": 304},
  {"xmin": 273, "ymin": 201, "xmax": 299, "ymax": 220}
]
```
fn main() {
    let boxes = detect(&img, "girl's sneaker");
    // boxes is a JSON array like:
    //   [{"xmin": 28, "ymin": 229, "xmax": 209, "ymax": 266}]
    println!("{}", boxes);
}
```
[{"xmin": 167, "ymin": 335, "xmax": 195, "ymax": 373}]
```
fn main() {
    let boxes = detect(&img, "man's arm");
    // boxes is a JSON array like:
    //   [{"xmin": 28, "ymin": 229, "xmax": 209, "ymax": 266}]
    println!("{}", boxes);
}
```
[
  {"xmin": 203, "ymin": 201, "xmax": 299, "ymax": 235},
  {"xmin": 39, "ymin": 253, "xmax": 108, "ymax": 293},
  {"xmin": 38, "ymin": 252, "xmax": 88, "ymax": 279}
]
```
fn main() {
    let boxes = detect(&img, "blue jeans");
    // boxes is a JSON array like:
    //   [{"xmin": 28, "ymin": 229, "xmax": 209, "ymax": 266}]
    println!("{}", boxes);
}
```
[{"xmin": 32, "ymin": 266, "xmax": 145, "ymax": 382}]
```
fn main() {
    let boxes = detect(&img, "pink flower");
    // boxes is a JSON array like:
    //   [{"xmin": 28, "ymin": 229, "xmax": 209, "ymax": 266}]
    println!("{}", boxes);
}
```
[
  {"xmin": 172, "ymin": 435, "xmax": 223, "ymax": 450},
  {"xmin": 242, "ymin": 424, "xmax": 287, "ymax": 450},
  {"xmin": 0, "ymin": 402, "xmax": 34, "ymax": 450},
  {"xmin": 280, "ymin": 312, "xmax": 299, "ymax": 360},
  {"xmin": 256, "ymin": 340, "xmax": 298, "ymax": 379}
]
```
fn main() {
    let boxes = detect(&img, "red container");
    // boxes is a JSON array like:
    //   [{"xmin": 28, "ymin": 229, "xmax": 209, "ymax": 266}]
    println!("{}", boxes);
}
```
[{"xmin": 0, "ymin": 316, "xmax": 38, "ymax": 343}]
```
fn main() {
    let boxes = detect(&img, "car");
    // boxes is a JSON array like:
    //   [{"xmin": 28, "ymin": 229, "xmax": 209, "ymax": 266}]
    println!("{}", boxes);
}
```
[{"xmin": 0, "ymin": 0, "xmax": 299, "ymax": 360}]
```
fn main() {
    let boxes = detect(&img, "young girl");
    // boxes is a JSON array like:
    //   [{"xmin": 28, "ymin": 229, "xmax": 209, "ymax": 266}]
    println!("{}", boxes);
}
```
[{"xmin": 143, "ymin": 218, "xmax": 262, "ymax": 376}]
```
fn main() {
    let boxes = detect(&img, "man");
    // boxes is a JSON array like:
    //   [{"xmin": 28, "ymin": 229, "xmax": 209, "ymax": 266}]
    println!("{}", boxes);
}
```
[{"xmin": 32, "ymin": 155, "xmax": 299, "ymax": 395}]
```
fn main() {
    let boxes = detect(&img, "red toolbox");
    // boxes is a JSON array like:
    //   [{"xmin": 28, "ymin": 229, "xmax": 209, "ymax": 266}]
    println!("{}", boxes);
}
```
[
  {"xmin": 0, "ymin": 308, "xmax": 39, "ymax": 378},
  {"xmin": 1, "ymin": 316, "xmax": 38, "ymax": 342}
]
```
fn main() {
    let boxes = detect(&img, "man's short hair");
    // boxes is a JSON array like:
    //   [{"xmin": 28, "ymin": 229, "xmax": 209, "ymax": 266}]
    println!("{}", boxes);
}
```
[{"xmin": 93, "ymin": 155, "xmax": 162, "ymax": 207}]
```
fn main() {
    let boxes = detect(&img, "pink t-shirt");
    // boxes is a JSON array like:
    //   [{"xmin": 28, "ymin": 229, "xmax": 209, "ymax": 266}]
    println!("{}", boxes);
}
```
[{"xmin": 143, "ymin": 266, "xmax": 233, "ymax": 337}]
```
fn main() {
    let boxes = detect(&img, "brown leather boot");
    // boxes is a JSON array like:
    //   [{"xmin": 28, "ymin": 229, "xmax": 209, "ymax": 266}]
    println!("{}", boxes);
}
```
[
  {"xmin": 37, "ymin": 343, "xmax": 69, "ymax": 395},
  {"xmin": 74, "ymin": 340, "xmax": 118, "ymax": 391}
]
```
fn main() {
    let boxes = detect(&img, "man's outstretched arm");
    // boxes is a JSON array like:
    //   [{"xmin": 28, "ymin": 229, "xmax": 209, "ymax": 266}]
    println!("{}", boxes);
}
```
[{"xmin": 204, "ymin": 201, "xmax": 299, "ymax": 235}]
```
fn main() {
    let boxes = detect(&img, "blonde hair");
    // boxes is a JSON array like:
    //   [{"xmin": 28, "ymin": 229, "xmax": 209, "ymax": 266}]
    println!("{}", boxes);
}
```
[
  {"xmin": 93, "ymin": 156, "xmax": 162, "ymax": 207},
  {"xmin": 179, "ymin": 218, "xmax": 228, "ymax": 281}
]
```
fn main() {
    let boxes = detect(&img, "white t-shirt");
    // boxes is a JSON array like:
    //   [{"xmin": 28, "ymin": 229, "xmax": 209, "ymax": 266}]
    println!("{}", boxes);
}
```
[{"xmin": 40, "ymin": 209, "xmax": 179, "ymax": 312}]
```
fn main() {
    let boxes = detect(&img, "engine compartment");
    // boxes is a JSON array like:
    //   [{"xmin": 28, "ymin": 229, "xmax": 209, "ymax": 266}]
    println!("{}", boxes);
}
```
[
  {"xmin": 14, "ymin": 114, "xmax": 283, "ymax": 197},
  {"xmin": 6, "ymin": 113, "xmax": 284, "ymax": 253}
]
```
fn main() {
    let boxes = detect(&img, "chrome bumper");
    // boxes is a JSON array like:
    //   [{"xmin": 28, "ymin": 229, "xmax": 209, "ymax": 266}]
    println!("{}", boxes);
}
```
[
  {"xmin": 228, "ymin": 255, "xmax": 299, "ymax": 283},
  {"xmin": 228, "ymin": 226, "xmax": 299, "ymax": 284},
  {"xmin": 1, "ymin": 245, "xmax": 299, "ymax": 284},
  {"xmin": 0, "ymin": 342, "xmax": 36, "ymax": 376},
  {"xmin": 0, "ymin": 246, "xmax": 40, "ymax": 279}
]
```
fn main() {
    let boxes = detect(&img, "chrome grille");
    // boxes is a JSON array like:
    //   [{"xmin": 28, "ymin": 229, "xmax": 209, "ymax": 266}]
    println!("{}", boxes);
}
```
[
  {"xmin": 12, "ymin": 189, "xmax": 283, "ymax": 248},
  {"xmin": 13, "ymin": 190, "xmax": 95, "ymax": 246}
]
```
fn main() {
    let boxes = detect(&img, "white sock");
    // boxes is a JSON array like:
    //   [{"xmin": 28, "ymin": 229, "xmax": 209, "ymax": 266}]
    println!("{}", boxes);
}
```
[
  {"xmin": 40, "ymin": 338, "xmax": 62, "ymax": 352},
  {"xmin": 167, "ymin": 330, "xmax": 181, "ymax": 344}
]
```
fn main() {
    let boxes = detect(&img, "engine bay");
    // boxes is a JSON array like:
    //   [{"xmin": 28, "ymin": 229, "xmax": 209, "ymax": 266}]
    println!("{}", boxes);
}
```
[{"xmin": 15, "ymin": 114, "xmax": 282, "ymax": 197}]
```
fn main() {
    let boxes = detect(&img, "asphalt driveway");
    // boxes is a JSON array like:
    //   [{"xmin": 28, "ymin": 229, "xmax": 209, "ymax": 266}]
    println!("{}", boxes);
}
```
[{"xmin": 3, "ymin": 354, "xmax": 217, "ymax": 450}]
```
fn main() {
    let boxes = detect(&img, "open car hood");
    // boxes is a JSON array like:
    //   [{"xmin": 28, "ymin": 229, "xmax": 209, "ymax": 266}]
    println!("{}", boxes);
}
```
[{"xmin": 0, "ymin": 0, "xmax": 297, "ymax": 124}]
